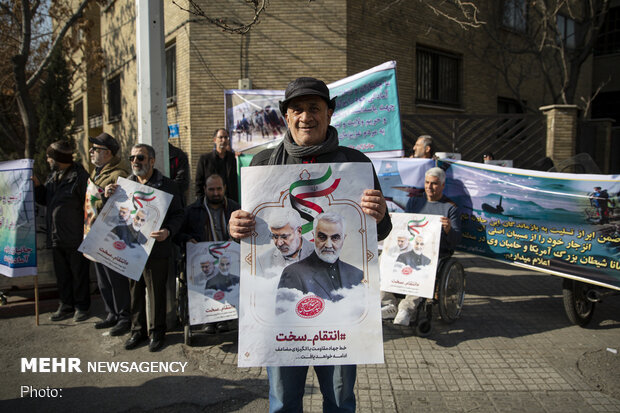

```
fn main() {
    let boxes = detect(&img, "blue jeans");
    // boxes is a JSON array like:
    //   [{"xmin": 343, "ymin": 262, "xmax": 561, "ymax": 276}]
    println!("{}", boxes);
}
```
[{"xmin": 267, "ymin": 365, "xmax": 356, "ymax": 413}]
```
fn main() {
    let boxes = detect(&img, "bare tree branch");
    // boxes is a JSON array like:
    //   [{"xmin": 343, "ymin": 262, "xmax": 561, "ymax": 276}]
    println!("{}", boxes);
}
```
[{"xmin": 173, "ymin": 0, "xmax": 268, "ymax": 34}]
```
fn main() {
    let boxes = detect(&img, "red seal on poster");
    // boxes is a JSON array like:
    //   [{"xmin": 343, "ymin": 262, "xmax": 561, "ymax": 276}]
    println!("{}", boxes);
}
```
[
  {"xmin": 295, "ymin": 296, "xmax": 325, "ymax": 319},
  {"xmin": 213, "ymin": 291, "xmax": 225, "ymax": 301},
  {"xmin": 113, "ymin": 241, "xmax": 126, "ymax": 250},
  {"xmin": 401, "ymin": 266, "xmax": 413, "ymax": 275}
]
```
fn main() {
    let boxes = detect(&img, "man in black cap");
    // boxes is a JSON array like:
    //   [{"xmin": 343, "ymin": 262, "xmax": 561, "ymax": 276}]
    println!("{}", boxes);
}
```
[
  {"xmin": 34, "ymin": 140, "xmax": 91, "ymax": 322},
  {"xmin": 229, "ymin": 77, "xmax": 392, "ymax": 413},
  {"xmin": 87, "ymin": 132, "xmax": 133, "ymax": 336}
]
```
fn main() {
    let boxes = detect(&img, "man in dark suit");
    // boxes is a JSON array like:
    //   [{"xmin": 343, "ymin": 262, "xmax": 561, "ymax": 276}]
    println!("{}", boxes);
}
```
[
  {"xmin": 277, "ymin": 212, "xmax": 362, "ymax": 302},
  {"xmin": 110, "ymin": 209, "xmax": 148, "ymax": 248},
  {"xmin": 395, "ymin": 234, "xmax": 430, "ymax": 269},
  {"xmin": 195, "ymin": 129, "xmax": 238, "ymax": 202},
  {"xmin": 204, "ymin": 255, "xmax": 240, "ymax": 292}
]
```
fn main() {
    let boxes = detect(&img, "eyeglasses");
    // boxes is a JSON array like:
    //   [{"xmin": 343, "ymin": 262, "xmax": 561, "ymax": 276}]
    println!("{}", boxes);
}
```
[
  {"xmin": 89, "ymin": 147, "xmax": 109, "ymax": 153},
  {"xmin": 129, "ymin": 155, "xmax": 146, "ymax": 162},
  {"xmin": 271, "ymin": 232, "xmax": 293, "ymax": 241}
]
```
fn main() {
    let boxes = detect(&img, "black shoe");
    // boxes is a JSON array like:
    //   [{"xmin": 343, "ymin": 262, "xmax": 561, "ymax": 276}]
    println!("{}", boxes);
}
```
[
  {"xmin": 149, "ymin": 334, "xmax": 165, "ymax": 352},
  {"xmin": 109, "ymin": 321, "xmax": 131, "ymax": 336},
  {"xmin": 95, "ymin": 316, "xmax": 117, "ymax": 329},
  {"xmin": 73, "ymin": 309, "xmax": 89, "ymax": 322},
  {"xmin": 204, "ymin": 323, "xmax": 216, "ymax": 334},
  {"xmin": 50, "ymin": 306, "xmax": 74, "ymax": 322},
  {"xmin": 216, "ymin": 321, "xmax": 229, "ymax": 333},
  {"xmin": 124, "ymin": 332, "xmax": 146, "ymax": 350}
]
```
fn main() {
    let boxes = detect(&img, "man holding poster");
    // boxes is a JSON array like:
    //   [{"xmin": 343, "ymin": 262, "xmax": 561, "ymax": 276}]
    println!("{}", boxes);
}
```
[
  {"xmin": 230, "ymin": 77, "xmax": 391, "ymax": 413},
  {"xmin": 105, "ymin": 144, "xmax": 183, "ymax": 352},
  {"xmin": 87, "ymin": 133, "xmax": 132, "ymax": 334}
]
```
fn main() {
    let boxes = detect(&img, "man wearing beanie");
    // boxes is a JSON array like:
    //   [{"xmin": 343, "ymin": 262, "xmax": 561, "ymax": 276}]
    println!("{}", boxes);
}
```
[
  {"xmin": 87, "ymin": 132, "xmax": 133, "ymax": 336},
  {"xmin": 34, "ymin": 140, "xmax": 91, "ymax": 322},
  {"xmin": 229, "ymin": 77, "xmax": 392, "ymax": 413}
]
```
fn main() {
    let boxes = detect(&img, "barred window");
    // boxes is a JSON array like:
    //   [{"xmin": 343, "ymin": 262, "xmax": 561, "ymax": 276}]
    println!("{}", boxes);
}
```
[
  {"xmin": 108, "ymin": 74, "xmax": 121, "ymax": 122},
  {"xmin": 416, "ymin": 47, "xmax": 461, "ymax": 108},
  {"xmin": 557, "ymin": 14, "xmax": 576, "ymax": 49}
]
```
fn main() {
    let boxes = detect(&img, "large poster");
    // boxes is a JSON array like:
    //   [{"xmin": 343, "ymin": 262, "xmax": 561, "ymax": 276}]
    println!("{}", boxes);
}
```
[
  {"xmin": 238, "ymin": 163, "xmax": 382, "ymax": 367},
  {"xmin": 380, "ymin": 213, "xmax": 441, "ymax": 298},
  {"xmin": 225, "ymin": 89, "xmax": 286, "ymax": 153},
  {"xmin": 0, "ymin": 159, "xmax": 36, "ymax": 277},
  {"xmin": 78, "ymin": 177, "xmax": 172, "ymax": 281},
  {"xmin": 186, "ymin": 241, "xmax": 239, "ymax": 325},
  {"xmin": 440, "ymin": 160, "xmax": 620, "ymax": 290}
]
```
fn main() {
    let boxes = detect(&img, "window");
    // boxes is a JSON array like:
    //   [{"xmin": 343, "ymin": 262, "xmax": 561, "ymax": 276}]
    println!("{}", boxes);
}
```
[
  {"xmin": 497, "ymin": 97, "xmax": 524, "ymax": 114},
  {"xmin": 74, "ymin": 98, "xmax": 84, "ymax": 130},
  {"xmin": 502, "ymin": 0, "xmax": 527, "ymax": 32},
  {"xmin": 557, "ymin": 14, "xmax": 576, "ymax": 49},
  {"xmin": 595, "ymin": 7, "xmax": 620, "ymax": 56},
  {"xmin": 166, "ymin": 42, "xmax": 177, "ymax": 105},
  {"xmin": 107, "ymin": 74, "xmax": 121, "ymax": 122},
  {"xmin": 416, "ymin": 47, "xmax": 461, "ymax": 108}
]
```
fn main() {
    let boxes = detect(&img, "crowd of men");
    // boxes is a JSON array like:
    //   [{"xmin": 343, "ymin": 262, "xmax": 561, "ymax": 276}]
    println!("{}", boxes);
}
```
[{"xmin": 35, "ymin": 76, "xmax": 464, "ymax": 412}]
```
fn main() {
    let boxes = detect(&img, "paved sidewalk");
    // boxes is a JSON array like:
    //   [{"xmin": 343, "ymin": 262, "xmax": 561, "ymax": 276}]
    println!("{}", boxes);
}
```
[{"xmin": 1, "ymin": 252, "xmax": 619, "ymax": 412}]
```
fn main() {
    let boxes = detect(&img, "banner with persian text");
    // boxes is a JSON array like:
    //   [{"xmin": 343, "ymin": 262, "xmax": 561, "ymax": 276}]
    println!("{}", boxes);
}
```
[
  {"xmin": 0, "ymin": 159, "xmax": 37, "ymax": 277},
  {"xmin": 373, "ymin": 158, "xmax": 620, "ymax": 290},
  {"xmin": 440, "ymin": 160, "xmax": 620, "ymax": 290},
  {"xmin": 226, "ymin": 61, "xmax": 403, "ymax": 157}
]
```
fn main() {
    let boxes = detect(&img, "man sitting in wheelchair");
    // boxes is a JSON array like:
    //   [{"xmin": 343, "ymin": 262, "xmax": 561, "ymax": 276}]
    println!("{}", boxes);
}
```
[{"xmin": 382, "ymin": 167, "xmax": 462, "ymax": 325}]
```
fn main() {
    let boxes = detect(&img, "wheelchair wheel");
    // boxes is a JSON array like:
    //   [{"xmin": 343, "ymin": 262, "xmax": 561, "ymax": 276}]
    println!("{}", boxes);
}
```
[
  {"xmin": 437, "ymin": 258, "xmax": 465, "ymax": 323},
  {"xmin": 562, "ymin": 278, "xmax": 595, "ymax": 327}
]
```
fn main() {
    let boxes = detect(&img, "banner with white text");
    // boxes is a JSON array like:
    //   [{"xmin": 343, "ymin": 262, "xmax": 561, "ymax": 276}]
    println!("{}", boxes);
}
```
[
  {"xmin": 0, "ymin": 159, "xmax": 36, "ymax": 277},
  {"xmin": 238, "ymin": 163, "xmax": 382, "ymax": 367},
  {"xmin": 440, "ymin": 160, "xmax": 620, "ymax": 290},
  {"xmin": 78, "ymin": 177, "xmax": 172, "ymax": 281}
]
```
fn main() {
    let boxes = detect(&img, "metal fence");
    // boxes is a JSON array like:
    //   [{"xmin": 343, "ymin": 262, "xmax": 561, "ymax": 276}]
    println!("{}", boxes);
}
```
[{"xmin": 401, "ymin": 114, "xmax": 547, "ymax": 170}]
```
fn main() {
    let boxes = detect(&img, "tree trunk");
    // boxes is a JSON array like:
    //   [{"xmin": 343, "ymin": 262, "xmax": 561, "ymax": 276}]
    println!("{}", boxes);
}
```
[{"xmin": 13, "ymin": 54, "xmax": 38, "ymax": 159}]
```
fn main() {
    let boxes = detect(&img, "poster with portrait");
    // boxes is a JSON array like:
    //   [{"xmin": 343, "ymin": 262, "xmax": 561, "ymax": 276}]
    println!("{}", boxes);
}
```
[
  {"xmin": 238, "ymin": 163, "xmax": 382, "ymax": 367},
  {"xmin": 0, "ymin": 159, "xmax": 36, "ymax": 277},
  {"xmin": 186, "ymin": 241, "xmax": 239, "ymax": 325},
  {"xmin": 78, "ymin": 177, "xmax": 172, "ymax": 281},
  {"xmin": 83, "ymin": 178, "xmax": 104, "ymax": 237},
  {"xmin": 379, "ymin": 213, "xmax": 441, "ymax": 298}
]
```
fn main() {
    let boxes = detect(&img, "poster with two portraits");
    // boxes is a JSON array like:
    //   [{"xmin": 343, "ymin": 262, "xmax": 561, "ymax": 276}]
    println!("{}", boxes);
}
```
[
  {"xmin": 238, "ymin": 163, "xmax": 383, "ymax": 367},
  {"xmin": 78, "ymin": 177, "xmax": 172, "ymax": 281}
]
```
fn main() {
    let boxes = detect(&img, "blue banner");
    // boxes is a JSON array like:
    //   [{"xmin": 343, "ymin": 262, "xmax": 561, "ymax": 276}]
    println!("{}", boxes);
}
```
[
  {"xmin": 374, "ymin": 158, "xmax": 620, "ymax": 291},
  {"xmin": 0, "ymin": 159, "xmax": 37, "ymax": 277}
]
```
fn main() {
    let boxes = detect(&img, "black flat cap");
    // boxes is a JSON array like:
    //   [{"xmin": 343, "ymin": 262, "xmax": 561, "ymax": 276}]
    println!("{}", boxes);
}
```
[
  {"xmin": 279, "ymin": 77, "xmax": 336, "ymax": 114},
  {"xmin": 89, "ymin": 132, "xmax": 120, "ymax": 155}
]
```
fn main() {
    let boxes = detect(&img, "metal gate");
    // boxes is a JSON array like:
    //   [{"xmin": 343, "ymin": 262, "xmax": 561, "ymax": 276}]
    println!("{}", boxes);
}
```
[{"xmin": 401, "ymin": 114, "xmax": 547, "ymax": 170}]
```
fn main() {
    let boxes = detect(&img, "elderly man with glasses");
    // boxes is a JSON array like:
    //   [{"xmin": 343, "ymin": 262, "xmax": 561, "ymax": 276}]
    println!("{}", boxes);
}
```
[{"xmin": 105, "ymin": 143, "xmax": 184, "ymax": 352}]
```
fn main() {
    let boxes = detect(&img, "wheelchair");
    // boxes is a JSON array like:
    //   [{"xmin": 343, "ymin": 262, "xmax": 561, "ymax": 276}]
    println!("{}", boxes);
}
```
[{"xmin": 413, "ymin": 255, "xmax": 466, "ymax": 337}]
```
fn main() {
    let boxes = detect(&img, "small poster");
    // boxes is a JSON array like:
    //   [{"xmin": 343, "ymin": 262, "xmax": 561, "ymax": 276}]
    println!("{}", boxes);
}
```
[
  {"xmin": 379, "ymin": 213, "xmax": 441, "ymax": 298},
  {"xmin": 78, "ymin": 177, "xmax": 172, "ymax": 280},
  {"xmin": 186, "ymin": 241, "xmax": 239, "ymax": 325},
  {"xmin": 0, "ymin": 159, "xmax": 36, "ymax": 277},
  {"xmin": 238, "ymin": 163, "xmax": 383, "ymax": 367}
]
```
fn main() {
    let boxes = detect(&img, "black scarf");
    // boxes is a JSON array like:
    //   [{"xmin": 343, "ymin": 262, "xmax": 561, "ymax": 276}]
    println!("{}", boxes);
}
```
[{"xmin": 268, "ymin": 126, "xmax": 339, "ymax": 165}]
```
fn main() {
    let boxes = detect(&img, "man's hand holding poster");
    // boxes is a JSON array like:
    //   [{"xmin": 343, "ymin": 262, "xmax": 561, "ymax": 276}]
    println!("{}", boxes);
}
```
[
  {"xmin": 238, "ymin": 163, "xmax": 383, "ymax": 367},
  {"xmin": 380, "ymin": 213, "xmax": 441, "ymax": 298},
  {"xmin": 78, "ymin": 177, "xmax": 172, "ymax": 280},
  {"xmin": 186, "ymin": 241, "xmax": 239, "ymax": 325}
]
